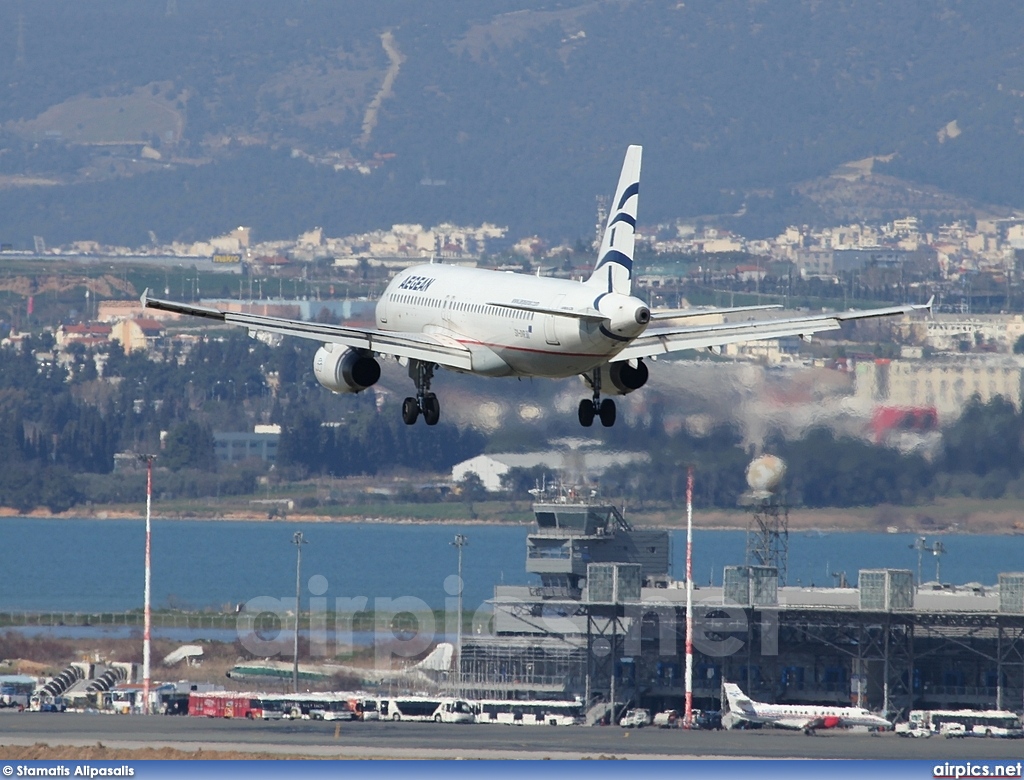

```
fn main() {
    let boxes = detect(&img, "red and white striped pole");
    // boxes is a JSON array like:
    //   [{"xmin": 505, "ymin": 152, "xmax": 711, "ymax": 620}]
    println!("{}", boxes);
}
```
[
  {"xmin": 142, "ymin": 455, "xmax": 153, "ymax": 715},
  {"xmin": 683, "ymin": 465, "xmax": 694, "ymax": 729}
]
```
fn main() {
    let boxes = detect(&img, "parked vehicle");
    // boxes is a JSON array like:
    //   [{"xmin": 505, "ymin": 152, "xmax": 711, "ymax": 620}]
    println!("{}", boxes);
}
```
[
  {"xmin": 376, "ymin": 696, "xmax": 475, "ymax": 723},
  {"xmin": 895, "ymin": 722, "xmax": 932, "ymax": 738},
  {"xmin": 2, "ymin": 679, "xmax": 34, "ymax": 710},
  {"xmin": 941, "ymin": 722, "xmax": 967, "ymax": 738},
  {"xmin": 359, "ymin": 698, "xmax": 380, "ymax": 721},
  {"xmin": 653, "ymin": 710, "xmax": 679, "ymax": 728},
  {"xmin": 619, "ymin": 708, "xmax": 651, "ymax": 728},
  {"xmin": 476, "ymin": 699, "xmax": 583, "ymax": 726},
  {"xmin": 897, "ymin": 709, "xmax": 1022, "ymax": 739},
  {"xmin": 695, "ymin": 710, "xmax": 724, "ymax": 730}
]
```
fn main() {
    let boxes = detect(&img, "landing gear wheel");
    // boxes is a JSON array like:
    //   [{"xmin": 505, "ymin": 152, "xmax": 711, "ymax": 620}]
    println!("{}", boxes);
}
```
[
  {"xmin": 578, "ymin": 399, "xmax": 595, "ymax": 427},
  {"xmin": 599, "ymin": 398, "xmax": 616, "ymax": 427},
  {"xmin": 423, "ymin": 393, "xmax": 440, "ymax": 426},
  {"xmin": 402, "ymin": 397, "xmax": 420, "ymax": 425}
]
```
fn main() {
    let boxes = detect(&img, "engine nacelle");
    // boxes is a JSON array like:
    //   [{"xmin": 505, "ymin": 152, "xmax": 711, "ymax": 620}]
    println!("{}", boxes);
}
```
[
  {"xmin": 313, "ymin": 345, "xmax": 380, "ymax": 394},
  {"xmin": 581, "ymin": 359, "xmax": 649, "ymax": 396}
]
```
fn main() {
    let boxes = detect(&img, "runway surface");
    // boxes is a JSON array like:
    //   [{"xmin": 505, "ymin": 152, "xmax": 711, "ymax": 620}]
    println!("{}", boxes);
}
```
[{"xmin": 2, "ymin": 712, "xmax": 1023, "ymax": 760}]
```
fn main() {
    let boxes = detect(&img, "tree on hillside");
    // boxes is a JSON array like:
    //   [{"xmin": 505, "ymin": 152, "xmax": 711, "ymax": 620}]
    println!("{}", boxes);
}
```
[
  {"xmin": 941, "ymin": 395, "xmax": 1024, "ymax": 478},
  {"xmin": 162, "ymin": 421, "xmax": 216, "ymax": 472}
]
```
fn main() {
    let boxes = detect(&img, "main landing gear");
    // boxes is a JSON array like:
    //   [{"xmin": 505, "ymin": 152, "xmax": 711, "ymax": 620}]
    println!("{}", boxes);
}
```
[
  {"xmin": 578, "ymin": 368, "xmax": 616, "ymax": 428},
  {"xmin": 402, "ymin": 360, "xmax": 440, "ymax": 426}
]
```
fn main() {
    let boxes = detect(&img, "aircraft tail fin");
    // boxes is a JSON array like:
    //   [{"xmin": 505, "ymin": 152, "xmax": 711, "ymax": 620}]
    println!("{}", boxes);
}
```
[
  {"xmin": 586, "ymin": 145, "xmax": 642, "ymax": 296},
  {"xmin": 414, "ymin": 642, "xmax": 454, "ymax": 672},
  {"xmin": 723, "ymin": 682, "xmax": 755, "ymax": 714}
]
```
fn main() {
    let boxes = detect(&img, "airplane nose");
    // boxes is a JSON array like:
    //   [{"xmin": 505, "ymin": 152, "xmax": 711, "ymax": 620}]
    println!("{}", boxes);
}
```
[{"xmin": 635, "ymin": 306, "xmax": 650, "ymax": 325}]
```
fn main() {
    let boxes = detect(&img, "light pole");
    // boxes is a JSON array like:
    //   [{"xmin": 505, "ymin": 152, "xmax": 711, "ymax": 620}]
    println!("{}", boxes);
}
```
[
  {"xmin": 138, "ymin": 454, "xmax": 156, "ymax": 715},
  {"xmin": 684, "ymin": 465, "xmax": 694, "ymax": 730},
  {"xmin": 451, "ymin": 534, "xmax": 468, "ymax": 697},
  {"xmin": 292, "ymin": 531, "xmax": 307, "ymax": 694},
  {"xmin": 910, "ymin": 536, "xmax": 927, "ymax": 590},
  {"xmin": 931, "ymin": 541, "xmax": 946, "ymax": 582}
]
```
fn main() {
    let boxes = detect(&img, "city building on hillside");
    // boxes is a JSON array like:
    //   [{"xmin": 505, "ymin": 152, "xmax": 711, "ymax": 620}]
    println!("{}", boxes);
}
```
[
  {"xmin": 213, "ymin": 426, "xmax": 281, "ymax": 464},
  {"xmin": 55, "ymin": 323, "xmax": 112, "ymax": 348},
  {"xmin": 854, "ymin": 356, "xmax": 1024, "ymax": 422},
  {"xmin": 920, "ymin": 314, "xmax": 1024, "ymax": 353},
  {"xmin": 793, "ymin": 248, "xmax": 836, "ymax": 277},
  {"xmin": 109, "ymin": 318, "xmax": 163, "ymax": 354}
]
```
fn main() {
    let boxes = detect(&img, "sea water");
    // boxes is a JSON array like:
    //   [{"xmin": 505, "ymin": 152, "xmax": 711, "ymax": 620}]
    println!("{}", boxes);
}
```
[{"xmin": 1, "ymin": 517, "xmax": 1022, "ymax": 614}]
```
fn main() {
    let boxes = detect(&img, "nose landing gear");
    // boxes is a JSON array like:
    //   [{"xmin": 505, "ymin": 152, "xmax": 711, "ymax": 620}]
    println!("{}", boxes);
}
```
[{"xmin": 402, "ymin": 360, "xmax": 440, "ymax": 426}]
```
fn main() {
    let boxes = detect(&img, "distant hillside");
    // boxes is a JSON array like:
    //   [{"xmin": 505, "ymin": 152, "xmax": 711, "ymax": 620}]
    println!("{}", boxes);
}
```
[{"xmin": 1, "ymin": 1, "xmax": 1024, "ymax": 247}]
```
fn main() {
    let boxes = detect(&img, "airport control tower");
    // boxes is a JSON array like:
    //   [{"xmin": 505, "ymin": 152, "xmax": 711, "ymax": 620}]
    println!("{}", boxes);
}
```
[
  {"xmin": 459, "ymin": 491, "xmax": 672, "ymax": 705},
  {"xmin": 526, "ymin": 496, "xmax": 670, "ymax": 600}
]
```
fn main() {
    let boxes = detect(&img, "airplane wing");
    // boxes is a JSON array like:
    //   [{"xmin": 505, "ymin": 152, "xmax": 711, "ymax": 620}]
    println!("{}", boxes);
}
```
[
  {"xmin": 614, "ymin": 298, "xmax": 932, "ymax": 363},
  {"xmin": 771, "ymin": 714, "xmax": 850, "ymax": 731},
  {"xmin": 774, "ymin": 717, "xmax": 819, "ymax": 731},
  {"xmin": 141, "ymin": 290, "xmax": 474, "ymax": 371},
  {"xmin": 649, "ymin": 303, "xmax": 783, "ymax": 321}
]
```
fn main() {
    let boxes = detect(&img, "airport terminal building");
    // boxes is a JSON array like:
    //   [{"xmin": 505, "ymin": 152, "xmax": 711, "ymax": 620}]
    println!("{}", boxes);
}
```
[{"xmin": 459, "ymin": 500, "xmax": 1024, "ymax": 722}]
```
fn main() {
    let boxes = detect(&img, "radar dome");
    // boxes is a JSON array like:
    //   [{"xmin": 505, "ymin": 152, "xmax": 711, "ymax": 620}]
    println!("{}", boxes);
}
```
[{"xmin": 746, "ymin": 454, "xmax": 786, "ymax": 495}]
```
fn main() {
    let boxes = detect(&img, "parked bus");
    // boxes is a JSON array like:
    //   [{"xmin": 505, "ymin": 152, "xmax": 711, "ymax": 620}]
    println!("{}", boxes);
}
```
[
  {"xmin": 188, "ymin": 692, "xmax": 255, "ymax": 719},
  {"xmin": 274, "ymin": 693, "xmax": 360, "ymax": 721},
  {"xmin": 898, "ymin": 709, "xmax": 1023, "ymax": 738},
  {"xmin": 475, "ymin": 699, "xmax": 583, "ymax": 726},
  {"xmin": 376, "ymin": 696, "xmax": 475, "ymax": 723},
  {"xmin": 359, "ymin": 697, "xmax": 379, "ymax": 721},
  {"xmin": 308, "ymin": 695, "xmax": 359, "ymax": 722},
  {"xmin": 246, "ymin": 696, "xmax": 284, "ymax": 720},
  {"xmin": 0, "ymin": 677, "xmax": 35, "ymax": 710}
]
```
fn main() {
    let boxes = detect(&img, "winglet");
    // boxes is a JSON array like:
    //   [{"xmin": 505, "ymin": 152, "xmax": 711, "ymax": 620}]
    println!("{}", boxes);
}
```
[
  {"xmin": 924, "ymin": 295, "xmax": 934, "ymax": 314},
  {"xmin": 140, "ymin": 288, "xmax": 151, "ymax": 307}
]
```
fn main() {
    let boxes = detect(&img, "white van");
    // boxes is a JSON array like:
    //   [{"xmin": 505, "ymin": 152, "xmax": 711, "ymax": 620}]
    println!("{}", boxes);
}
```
[{"xmin": 619, "ymin": 708, "xmax": 651, "ymax": 728}]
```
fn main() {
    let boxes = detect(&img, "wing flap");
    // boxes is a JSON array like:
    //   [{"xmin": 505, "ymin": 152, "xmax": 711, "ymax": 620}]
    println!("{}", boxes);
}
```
[
  {"xmin": 142, "ymin": 291, "xmax": 474, "ymax": 371},
  {"xmin": 649, "ymin": 304, "xmax": 783, "ymax": 321}
]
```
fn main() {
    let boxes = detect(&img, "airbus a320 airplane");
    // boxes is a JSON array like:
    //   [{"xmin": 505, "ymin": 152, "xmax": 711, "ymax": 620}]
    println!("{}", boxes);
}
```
[
  {"xmin": 143, "ymin": 145, "xmax": 931, "ymax": 427},
  {"xmin": 724, "ymin": 682, "xmax": 891, "ymax": 734}
]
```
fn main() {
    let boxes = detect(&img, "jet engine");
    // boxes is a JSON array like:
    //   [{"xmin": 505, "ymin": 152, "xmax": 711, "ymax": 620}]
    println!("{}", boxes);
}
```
[
  {"xmin": 581, "ymin": 359, "xmax": 649, "ymax": 396},
  {"xmin": 313, "ymin": 345, "xmax": 380, "ymax": 394}
]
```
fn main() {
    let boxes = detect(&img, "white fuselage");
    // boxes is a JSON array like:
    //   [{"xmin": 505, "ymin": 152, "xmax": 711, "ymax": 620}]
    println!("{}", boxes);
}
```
[
  {"xmin": 375, "ymin": 264, "xmax": 650, "ymax": 378},
  {"xmin": 739, "ymin": 700, "xmax": 891, "ymax": 730}
]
